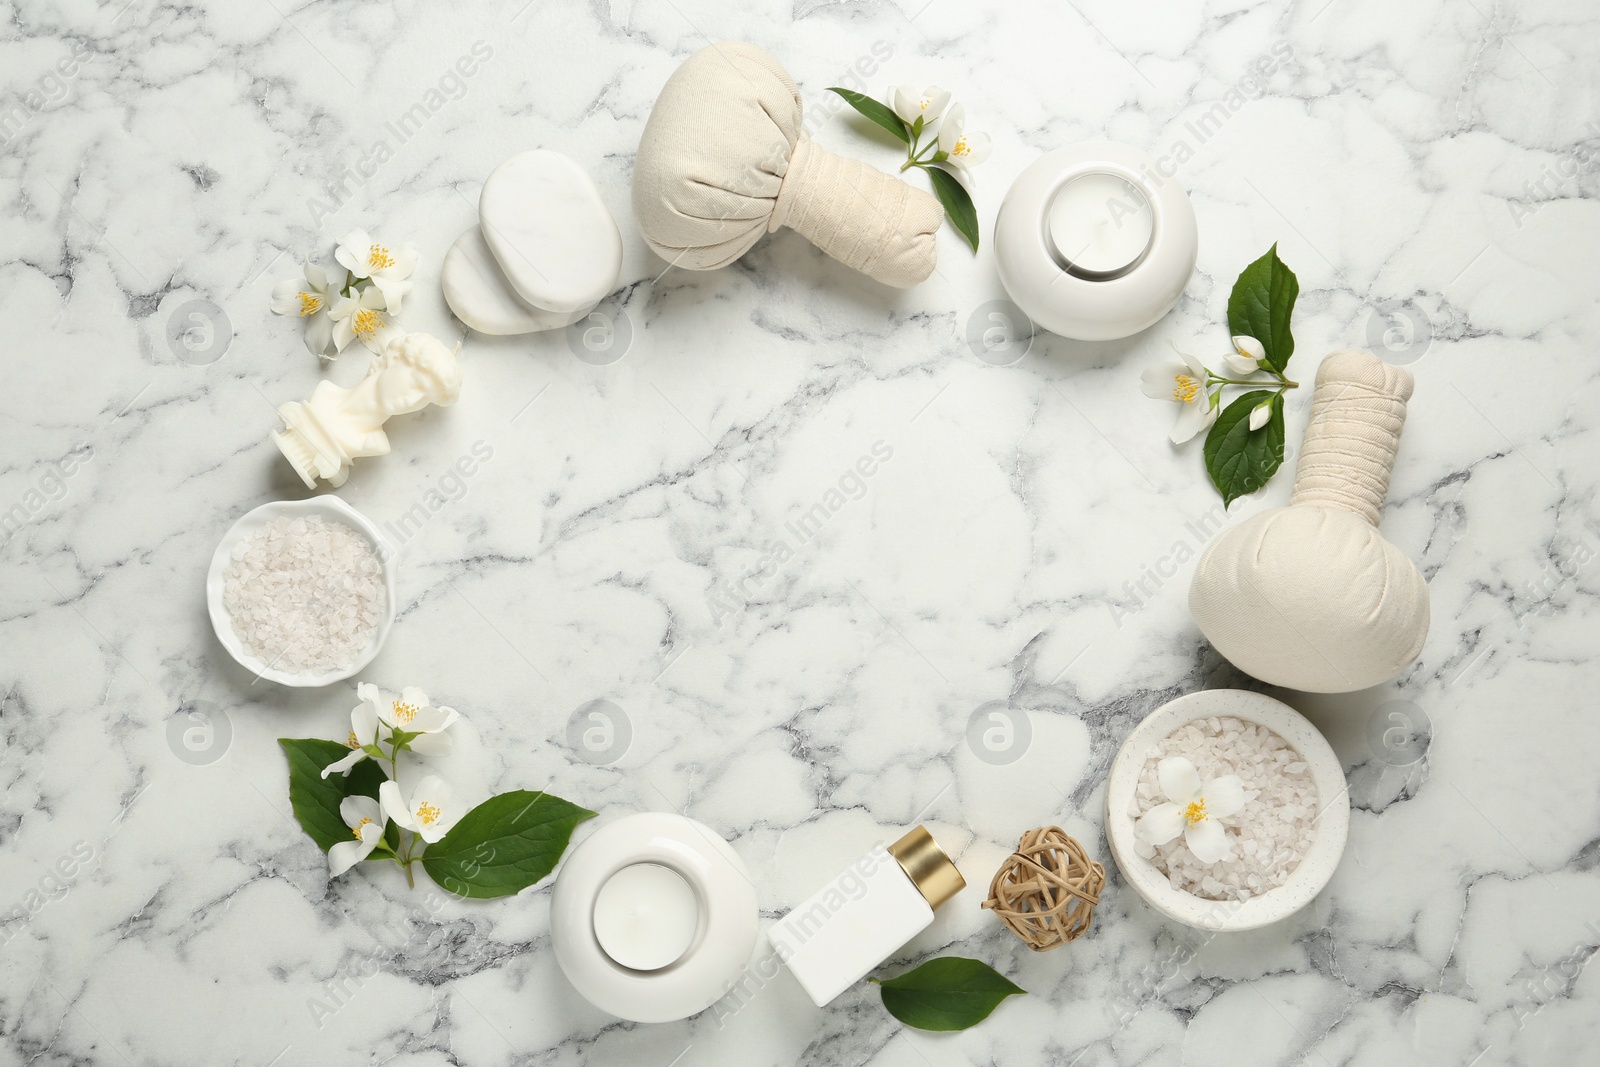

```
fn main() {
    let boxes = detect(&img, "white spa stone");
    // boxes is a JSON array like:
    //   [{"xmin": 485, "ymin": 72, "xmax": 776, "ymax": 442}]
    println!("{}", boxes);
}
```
[
  {"xmin": 441, "ymin": 227, "xmax": 585, "ymax": 335},
  {"xmin": 477, "ymin": 149, "xmax": 622, "ymax": 315}
]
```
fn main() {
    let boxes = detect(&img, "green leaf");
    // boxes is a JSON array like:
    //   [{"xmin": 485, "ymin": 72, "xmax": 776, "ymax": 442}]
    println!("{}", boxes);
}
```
[
  {"xmin": 872, "ymin": 957, "xmax": 1026, "ymax": 1031},
  {"xmin": 1203, "ymin": 390, "xmax": 1287, "ymax": 507},
  {"xmin": 278, "ymin": 738, "xmax": 390, "ymax": 857},
  {"xmin": 826, "ymin": 87, "xmax": 909, "ymax": 144},
  {"xmin": 1226, "ymin": 244, "xmax": 1299, "ymax": 373},
  {"xmin": 925, "ymin": 165, "xmax": 979, "ymax": 253},
  {"xmin": 421, "ymin": 790, "xmax": 596, "ymax": 899}
]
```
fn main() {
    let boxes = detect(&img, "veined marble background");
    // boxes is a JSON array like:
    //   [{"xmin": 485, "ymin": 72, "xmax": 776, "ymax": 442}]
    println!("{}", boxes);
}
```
[{"xmin": 2, "ymin": 0, "xmax": 1597, "ymax": 1063}]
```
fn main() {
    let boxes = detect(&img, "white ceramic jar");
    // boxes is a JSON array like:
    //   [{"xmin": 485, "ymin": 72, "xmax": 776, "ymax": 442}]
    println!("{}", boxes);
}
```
[
  {"xmin": 994, "ymin": 141, "xmax": 1198, "ymax": 341},
  {"xmin": 550, "ymin": 812, "xmax": 759, "ymax": 1023}
]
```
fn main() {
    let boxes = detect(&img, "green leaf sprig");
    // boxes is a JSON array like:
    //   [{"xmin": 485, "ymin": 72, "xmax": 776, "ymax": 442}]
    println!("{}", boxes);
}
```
[
  {"xmin": 279, "ymin": 686, "xmax": 593, "ymax": 898},
  {"xmin": 826, "ymin": 87, "xmax": 981, "ymax": 252},
  {"xmin": 1200, "ymin": 244, "xmax": 1302, "ymax": 506},
  {"xmin": 871, "ymin": 956, "xmax": 1026, "ymax": 1031}
]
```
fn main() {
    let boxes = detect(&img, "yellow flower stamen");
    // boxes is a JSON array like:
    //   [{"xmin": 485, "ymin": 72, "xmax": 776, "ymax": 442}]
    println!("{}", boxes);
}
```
[
  {"xmin": 1172, "ymin": 373, "xmax": 1201, "ymax": 405},
  {"xmin": 298, "ymin": 292, "xmax": 322, "ymax": 317},
  {"xmin": 953, "ymin": 136, "xmax": 970, "ymax": 157},
  {"xmin": 1184, "ymin": 799, "xmax": 1208, "ymax": 825},
  {"xmin": 352, "ymin": 816, "xmax": 374, "ymax": 839},
  {"xmin": 391, "ymin": 701, "xmax": 417, "ymax": 724},
  {"xmin": 353, "ymin": 308, "xmax": 384, "ymax": 340},
  {"xmin": 416, "ymin": 802, "xmax": 440, "ymax": 825},
  {"xmin": 346, "ymin": 730, "xmax": 360, "ymax": 749},
  {"xmin": 367, "ymin": 245, "xmax": 395, "ymax": 271}
]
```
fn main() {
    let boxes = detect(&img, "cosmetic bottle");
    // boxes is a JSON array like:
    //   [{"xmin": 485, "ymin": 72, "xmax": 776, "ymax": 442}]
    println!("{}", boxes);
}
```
[{"xmin": 768, "ymin": 825, "xmax": 966, "ymax": 1006}]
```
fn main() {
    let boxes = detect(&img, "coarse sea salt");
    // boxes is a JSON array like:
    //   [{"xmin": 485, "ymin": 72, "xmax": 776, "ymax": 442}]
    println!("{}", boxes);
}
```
[
  {"xmin": 1129, "ymin": 715, "xmax": 1318, "ymax": 902},
  {"xmin": 221, "ymin": 515, "xmax": 385, "ymax": 675}
]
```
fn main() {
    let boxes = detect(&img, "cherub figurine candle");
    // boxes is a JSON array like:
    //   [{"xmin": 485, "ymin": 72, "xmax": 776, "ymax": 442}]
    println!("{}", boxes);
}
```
[{"xmin": 272, "ymin": 332, "xmax": 462, "ymax": 488}]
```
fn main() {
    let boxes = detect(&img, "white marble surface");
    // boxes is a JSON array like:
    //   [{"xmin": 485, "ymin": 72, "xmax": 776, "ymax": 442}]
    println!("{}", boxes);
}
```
[{"xmin": 3, "ymin": 1, "xmax": 1598, "ymax": 1064}]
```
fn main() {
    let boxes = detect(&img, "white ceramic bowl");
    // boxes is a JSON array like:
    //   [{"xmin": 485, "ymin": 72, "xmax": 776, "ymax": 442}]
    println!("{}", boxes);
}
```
[
  {"xmin": 1104, "ymin": 689, "xmax": 1348, "ymax": 931},
  {"xmin": 206, "ymin": 495, "xmax": 397, "ymax": 687},
  {"xmin": 994, "ymin": 140, "xmax": 1198, "ymax": 341}
]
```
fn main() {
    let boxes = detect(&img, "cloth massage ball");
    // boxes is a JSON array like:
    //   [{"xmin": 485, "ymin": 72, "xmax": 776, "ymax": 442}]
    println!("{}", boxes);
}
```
[
  {"xmin": 632, "ymin": 41, "xmax": 943, "ymax": 288},
  {"xmin": 1189, "ymin": 350, "xmax": 1430, "ymax": 693}
]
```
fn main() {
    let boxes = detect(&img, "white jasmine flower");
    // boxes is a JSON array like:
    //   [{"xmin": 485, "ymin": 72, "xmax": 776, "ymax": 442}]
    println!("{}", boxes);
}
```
[
  {"xmin": 1136, "ymin": 756, "xmax": 1246, "ymax": 865},
  {"xmin": 1141, "ymin": 347, "xmax": 1218, "ymax": 443},
  {"xmin": 889, "ymin": 85, "xmax": 951, "ymax": 127},
  {"xmin": 334, "ymin": 229, "xmax": 418, "ymax": 313},
  {"xmin": 329, "ymin": 286, "xmax": 398, "ymax": 355},
  {"xmin": 320, "ymin": 694, "xmax": 381, "ymax": 778},
  {"xmin": 380, "ymin": 775, "xmax": 453, "ymax": 843},
  {"xmin": 1248, "ymin": 400, "xmax": 1274, "ymax": 431},
  {"xmin": 936, "ymin": 104, "xmax": 991, "ymax": 170},
  {"xmin": 328, "ymin": 795, "xmax": 387, "ymax": 877},
  {"xmin": 270, "ymin": 262, "xmax": 341, "ymax": 358},
  {"xmin": 374, "ymin": 685, "xmax": 459, "ymax": 756},
  {"xmin": 1226, "ymin": 335, "xmax": 1266, "ymax": 376}
]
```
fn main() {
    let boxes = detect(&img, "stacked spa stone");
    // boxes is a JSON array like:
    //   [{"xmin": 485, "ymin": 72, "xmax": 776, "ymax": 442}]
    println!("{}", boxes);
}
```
[{"xmin": 441, "ymin": 150, "xmax": 623, "ymax": 335}]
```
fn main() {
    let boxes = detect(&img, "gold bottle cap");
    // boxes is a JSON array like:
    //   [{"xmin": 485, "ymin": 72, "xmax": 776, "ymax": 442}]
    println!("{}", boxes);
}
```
[{"xmin": 888, "ymin": 825, "xmax": 966, "ymax": 911}]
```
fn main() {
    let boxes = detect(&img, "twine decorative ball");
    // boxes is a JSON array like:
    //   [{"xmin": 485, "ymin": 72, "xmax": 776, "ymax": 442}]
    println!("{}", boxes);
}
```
[{"xmin": 982, "ymin": 826, "xmax": 1105, "ymax": 951}]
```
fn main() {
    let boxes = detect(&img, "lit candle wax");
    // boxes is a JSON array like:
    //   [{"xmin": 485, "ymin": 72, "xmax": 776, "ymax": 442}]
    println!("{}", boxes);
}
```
[
  {"xmin": 593, "ymin": 862, "xmax": 700, "ymax": 971},
  {"xmin": 1046, "ymin": 172, "xmax": 1154, "ymax": 279}
]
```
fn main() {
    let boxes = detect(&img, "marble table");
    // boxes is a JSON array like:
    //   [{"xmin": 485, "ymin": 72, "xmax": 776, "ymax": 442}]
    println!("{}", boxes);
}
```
[{"xmin": 3, "ymin": 1, "xmax": 1597, "ymax": 1064}]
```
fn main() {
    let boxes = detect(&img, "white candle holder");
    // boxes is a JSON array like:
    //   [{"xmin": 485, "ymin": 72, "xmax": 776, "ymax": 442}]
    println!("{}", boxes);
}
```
[
  {"xmin": 550, "ymin": 812, "xmax": 758, "ymax": 1023},
  {"xmin": 995, "ymin": 141, "xmax": 1198, "ymax": 341}
]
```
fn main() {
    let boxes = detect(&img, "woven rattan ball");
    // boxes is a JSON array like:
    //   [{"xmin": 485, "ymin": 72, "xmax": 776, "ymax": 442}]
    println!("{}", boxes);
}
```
[{"xmin": 982, "ymin": 826, "xmax": 1105, "ymax": 951}]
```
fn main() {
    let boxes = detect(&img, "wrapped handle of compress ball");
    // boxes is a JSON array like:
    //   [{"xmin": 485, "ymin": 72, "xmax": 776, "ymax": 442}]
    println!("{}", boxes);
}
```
[
  {"xmin": 770, "ymin": 133, "xmax": 942, "ymax": 288},
  {"xmin": 1288, "ymin": 350, "xmax": 1414, "ymax": 526}
]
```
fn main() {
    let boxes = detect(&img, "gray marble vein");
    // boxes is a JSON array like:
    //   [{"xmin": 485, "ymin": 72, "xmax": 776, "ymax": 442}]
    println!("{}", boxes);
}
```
[{"xmin": 1, "ymin": 0, "xmax": 1598, "ymax": 1064}]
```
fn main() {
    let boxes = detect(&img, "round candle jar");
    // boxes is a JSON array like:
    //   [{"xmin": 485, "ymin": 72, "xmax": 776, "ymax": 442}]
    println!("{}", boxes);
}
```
[
  {"xmin": 995, "ymin": 141, "xmax": 1198, "ymax": 341},
  {"xmin": 550, "ymin": 812, "xmax": 758, "ymax": 1023}
]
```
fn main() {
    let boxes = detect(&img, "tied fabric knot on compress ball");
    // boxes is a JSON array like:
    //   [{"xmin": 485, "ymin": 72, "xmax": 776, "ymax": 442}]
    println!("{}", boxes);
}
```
[{"xmin": 632, "ymin": 41, "xmax": 943, "ymax": 288}]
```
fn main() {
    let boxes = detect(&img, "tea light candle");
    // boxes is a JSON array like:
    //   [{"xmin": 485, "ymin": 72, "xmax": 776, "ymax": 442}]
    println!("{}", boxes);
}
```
[
  {"xmin": 995, "ymin": 141, "xmax": 1198, "ymax": 341},
  {"xmin": 1046, "ymin": 173, "xmax": 1154, "ymax": 279},
  {"xmin": 593, "ymin": 862, "xmax": 699, "ymax": 971},
  {"xmin": 551, "ymin": 813, "xmax": 759, "ymax": 1023}
]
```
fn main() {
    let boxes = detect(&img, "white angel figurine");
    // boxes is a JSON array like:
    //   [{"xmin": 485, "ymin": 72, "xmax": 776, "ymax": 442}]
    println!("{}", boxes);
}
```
[{"xmin": 273, "ymin": 332, "xmax": 462, "ymax": 488}]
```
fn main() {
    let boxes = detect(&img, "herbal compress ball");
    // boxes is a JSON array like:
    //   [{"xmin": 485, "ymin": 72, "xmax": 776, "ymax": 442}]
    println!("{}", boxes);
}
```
[
  {"xmin": 632, "ymin": 41, "xmax": 942, "ymax": 288},
  {"xmin": 1189, "ymin": 350, "xmax": 1430, "ymax": 693}
]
